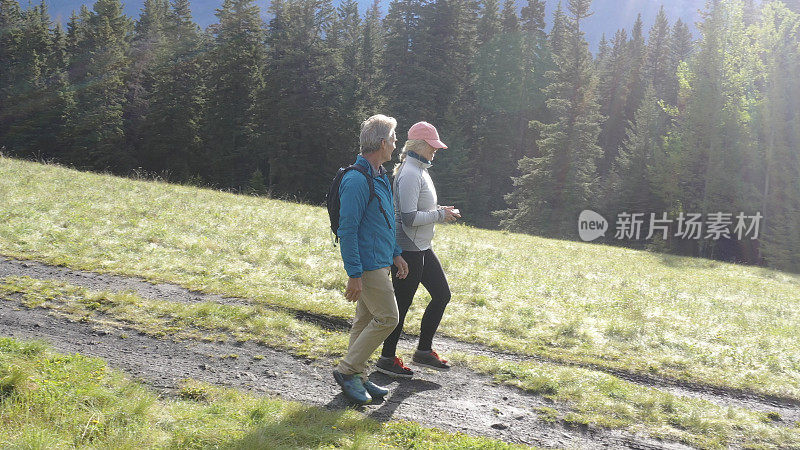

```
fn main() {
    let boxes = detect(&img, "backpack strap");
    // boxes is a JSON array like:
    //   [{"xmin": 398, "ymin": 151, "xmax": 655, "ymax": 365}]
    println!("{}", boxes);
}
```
[{"xmin": 347, "ymin": 165, "xmax": 392, "ymax": 230}]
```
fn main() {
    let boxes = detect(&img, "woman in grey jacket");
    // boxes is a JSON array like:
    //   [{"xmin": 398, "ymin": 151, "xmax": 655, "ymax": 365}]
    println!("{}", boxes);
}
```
[{"xmin": 375, "ymin": 121, "xmax": 460, "ymax": 378}]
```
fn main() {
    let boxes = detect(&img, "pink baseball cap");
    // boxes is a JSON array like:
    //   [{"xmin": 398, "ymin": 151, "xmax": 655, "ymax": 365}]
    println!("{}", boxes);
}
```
[{"xmin": 408, "ymin": 121, "xmax": 447, "ymax": 149}]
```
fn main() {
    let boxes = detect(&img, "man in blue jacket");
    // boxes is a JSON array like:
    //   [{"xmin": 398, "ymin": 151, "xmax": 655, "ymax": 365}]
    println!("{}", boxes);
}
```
[{"xmin": 334, "ymin": 114, "xmax": 409, "ymax": 404}]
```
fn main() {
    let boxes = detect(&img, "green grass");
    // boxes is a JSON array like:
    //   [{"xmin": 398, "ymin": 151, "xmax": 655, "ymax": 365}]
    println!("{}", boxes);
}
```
[
  {"xmin": 456, "ymin": 353, "xmax": 800, "ymax": 449},
  {"xmin": 0, "ymin": 275, "xmax": 349, "ymax": 358},
  {"xmin": 0, "ymin": 337, "xmax": 528, "ymax": 449},
  {"xmin": 3, "ymin": 276, "xmax": 799, "ymax": 448},
  {"xmin": 1, "ymin": 157, "xmax": 799, "ymax": 398}
]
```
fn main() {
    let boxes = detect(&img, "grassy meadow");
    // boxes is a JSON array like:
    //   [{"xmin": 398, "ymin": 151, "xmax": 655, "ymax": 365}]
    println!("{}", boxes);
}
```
[
  {"xmin": 0, "ymin": 337, "xmax": 525, "ymax": 449},
  {"xmin": 2, "ymin": 156, "xmax": 800, "ymax": 447},
  {"xmin": 2, "ymin": 156, "xmax": 799, "ymax": 399},
  {"xmin": 2, "ymin": 275, "xmax": 798, "ymax": 448}
]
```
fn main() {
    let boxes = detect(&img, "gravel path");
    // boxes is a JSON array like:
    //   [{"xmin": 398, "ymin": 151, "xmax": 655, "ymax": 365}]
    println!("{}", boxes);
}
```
[{"xmin": 2, "ymin": 256, "xmax": 795, "ymax": 448}]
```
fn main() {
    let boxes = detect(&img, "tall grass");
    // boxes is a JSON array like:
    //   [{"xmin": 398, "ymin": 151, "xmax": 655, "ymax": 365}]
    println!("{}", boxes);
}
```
[{"xmin": 2, "ymin": 156, "xmax": 799, "ymax": 399}]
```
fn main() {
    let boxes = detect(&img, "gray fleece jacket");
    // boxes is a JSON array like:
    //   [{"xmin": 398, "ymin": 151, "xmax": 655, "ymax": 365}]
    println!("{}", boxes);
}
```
[{"xmin": 394, "ymin": 154, "xmax": 446, "ymax": 251}]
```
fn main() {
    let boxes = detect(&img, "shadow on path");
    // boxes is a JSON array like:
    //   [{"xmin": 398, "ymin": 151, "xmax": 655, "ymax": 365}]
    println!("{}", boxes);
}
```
[
  {"xmin": 323, "ymin": 372, "xmax": 440, "ymax": 420},
  {"xmin": 366, "ymin": 372, "xmax": 441, "ymax": 422}
]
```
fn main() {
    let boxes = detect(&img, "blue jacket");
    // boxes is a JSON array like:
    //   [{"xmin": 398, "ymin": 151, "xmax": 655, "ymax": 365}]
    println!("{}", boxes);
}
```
[{"xmin": 338, "ymin": 155, "xmax": 402, "ymax": 278}]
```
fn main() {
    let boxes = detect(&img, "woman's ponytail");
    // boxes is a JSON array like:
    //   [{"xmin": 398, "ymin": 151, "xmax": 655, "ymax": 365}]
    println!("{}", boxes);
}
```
[{"xmin": 393, "ymin": 145, "xmax": 409, "ymax": 176}]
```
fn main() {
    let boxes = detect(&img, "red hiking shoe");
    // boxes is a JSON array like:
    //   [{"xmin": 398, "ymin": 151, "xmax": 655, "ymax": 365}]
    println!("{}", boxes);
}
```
[
  {"xmin": 412, "ymin": 349, "xmax": 450, "ymax": 371},
  {"xmin": 375, "ymin": 356, "xmax": 414, "ymax": 378}
]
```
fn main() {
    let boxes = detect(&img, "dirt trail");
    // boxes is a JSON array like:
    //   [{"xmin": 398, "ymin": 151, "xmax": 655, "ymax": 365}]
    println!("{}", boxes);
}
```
[
  {"xmin": 0, "ymin": 256, "xmax": 795, "ymax": 448},
  {"xmin": 2, "ymin": 257, "xmax": 797, "ymax": 422},
  {"xmin": 1, "ymin": 300, "xmax": 681, "ymax": 449}
]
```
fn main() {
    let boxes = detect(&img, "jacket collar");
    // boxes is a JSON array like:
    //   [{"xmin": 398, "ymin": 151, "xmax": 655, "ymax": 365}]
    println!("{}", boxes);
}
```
[
  {"xmin": 356, "ymin": 154, "xmax": 387, "ymax": 178},
  {"xmin": 406, "ymin": 151, "xmax": 432, "ymax": 169}
]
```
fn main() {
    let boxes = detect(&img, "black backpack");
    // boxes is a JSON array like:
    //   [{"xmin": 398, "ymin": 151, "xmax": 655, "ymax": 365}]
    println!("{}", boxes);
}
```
[{"xmin": 326, "ymin": 164, "xmax": 392, "ymax": 244}]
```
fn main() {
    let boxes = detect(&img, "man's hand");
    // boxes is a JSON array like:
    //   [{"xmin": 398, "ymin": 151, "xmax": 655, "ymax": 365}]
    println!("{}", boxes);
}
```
[
  {"xmin": 345, "ymin": 277, "xmax": 362, "ymax": 302},
  {"xmin": 394, "ymin": 255, "xmax": 409, "ymax": 279},
  {"xmin": 442, "ymin": 206, "xmax": 461, "ymax": 222}
]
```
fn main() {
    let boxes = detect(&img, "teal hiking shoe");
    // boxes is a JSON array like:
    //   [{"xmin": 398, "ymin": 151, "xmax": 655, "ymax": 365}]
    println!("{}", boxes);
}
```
[
  {"xmin": 362, "ymin": 379, "xmax": 389, "ymax": 397},
  {"xmin": 333, "ymin": 370, "xmax": 372, "ymax": 405}
]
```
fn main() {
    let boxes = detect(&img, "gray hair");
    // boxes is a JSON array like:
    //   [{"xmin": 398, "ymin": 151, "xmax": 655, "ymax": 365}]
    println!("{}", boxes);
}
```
[
  {"xmin": 360, "ymin": 114, "xmax": 397, "ymax": 154},
  {"xmin": 393, "ymin": 139, "xmax": 429, "ymax": 176}
]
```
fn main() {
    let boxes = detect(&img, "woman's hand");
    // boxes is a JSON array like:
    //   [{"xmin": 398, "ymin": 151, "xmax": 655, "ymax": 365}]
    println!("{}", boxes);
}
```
[{"xmin": 442, "ymin": 206, "xmax": 461, "ymax": 222}]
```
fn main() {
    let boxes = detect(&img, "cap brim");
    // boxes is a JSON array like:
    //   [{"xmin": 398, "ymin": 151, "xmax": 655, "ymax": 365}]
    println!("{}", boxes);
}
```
[{"xmin": 426, "ymin": 139, "xmax": 447, "ymax": 149}]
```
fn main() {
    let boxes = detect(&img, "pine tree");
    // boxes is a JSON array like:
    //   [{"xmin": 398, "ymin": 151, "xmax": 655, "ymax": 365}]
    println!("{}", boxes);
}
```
[
  {"xmin": 125, "ymin": 0, "xmax": 169, "ymax": 172},
  {"xmin": 475, "ymin": 0, "xmax": 500, "ymax": 77},
  {"xmin": 639, "ymin": 5, "xmax": 676, "ymax": 173},
  {"xmin": 673, "ymin": 0, "xmax": 760, "ymax": 259},
  {"xmin": 2, "ymin": 1, "xmax": 51, "ymax": 157},
  {"xmin": 20, "ymin": 2, "xmax": 70, "ymax": 161},
  {"xmin": 645, "ymin": 6, "xmax": 672, "ymax": 103},
  {"xmin": 328, "ymin": 0, "xmax": 363, "ymax": 169},
  {"xmin": 65, "ymin": 0, "xmax": 133, "ymax": 171},
  {"xmin": 754, "ymin": 1, "xmax": 800, "ymax": 271},
  {"xmin": 596, "ymin": 28, "xmax": 628, "ymax": 177},
  {"xmin": 65, "ymin": 6, "xmax": 91, "ymax": 75},
  {"xmin": 624, "ymin": 14, "xmax": 646, "ymax": 129},
  {"xmin": 257, "ymin": 0, "xmax": 341, "ymax": 200},
  {"xmin": 39, "ymin": 22, "xmax": 72, "ymax": 162},
  {"xmin": 519, "ymin": 0, "xmax": 551, "ymax": 157},
  {"xmin": 470, "ymin": 0, "xmax": 507, "ymax": 226},
  {"xmin": 382, "ymin": 0, "xmax": 424, "ymax": 127},
  {"xmin": 413, "ymin": 0, "xmax": 480, "ymax": 210},
  {"xmin": 549, "ymin": 1, "xmax": 567, "ymax": 58},
  {"xmin": 247, "ymin": 167, "xmax": 267, "ymax": 195},
  {"xmin": 667, "ymin": 18, "xmax": 693, "ymax": 107},
  {"xmin": 596, "ymin": 33, "xmax": 608, "ymax": 65},
  {"xmin": 144, "ymin": 0, "xmax": 204, "ymax": 180},
  {"xmin": 203, "ymin": 0, "xmax": 264, "ymax": 187},
  {"xmin": 61, "ymin": 6, "xmax": 89, "ymax": 160},
  {"xmin": 473, "ymin": 0, "xmax": 529, "ymax": 226},
  {"xmin": 500, "ymin": 0, "xmax": 517, "ymax": 32},
  {"xmin": 0, "ymin": 0, "xmax": 24, "ymax": 152},
  {"xmin": 414, "ymin": 0, "xmax": 479, "ymax": 124},
  {"xmin": 613, "ymin": 88, "xmax": 665, "ymax": 220},
  {"xmin": 359, "ymin": 0, "xmax": 385, "ymax": 112},
  {"xmin": 500, "ymin": 0, "xmax": 602, "ymax": 236},
  {"xmin": 519, "ymin": 0, "xmax": 545, "ymax": 43}
]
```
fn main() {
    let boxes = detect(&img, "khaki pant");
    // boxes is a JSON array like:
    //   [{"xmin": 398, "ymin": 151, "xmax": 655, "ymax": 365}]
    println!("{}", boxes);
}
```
[{"xmin": 336, "ymin": 267, "xmax": 399, "ymax": 375}]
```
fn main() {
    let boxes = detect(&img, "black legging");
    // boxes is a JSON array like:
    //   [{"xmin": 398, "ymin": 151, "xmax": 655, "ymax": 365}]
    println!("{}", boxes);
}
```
[{"xmin": 382, "ymin": 248, "xmax": 451, "ymax": 358}]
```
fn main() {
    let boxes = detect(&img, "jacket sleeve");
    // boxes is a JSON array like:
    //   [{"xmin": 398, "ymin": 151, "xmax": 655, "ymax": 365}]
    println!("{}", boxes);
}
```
[
  {"xmin": 397, "ymin": 170, "xmax": 445, "ymax": 227},
  {"xmin": 337, "ymin": 173, "xmax": 368, "ymax": 278},
  {"xmin": 393, "ymin": 238, "xmax": 403, "ymax": 258}
]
